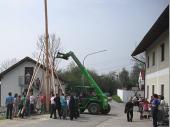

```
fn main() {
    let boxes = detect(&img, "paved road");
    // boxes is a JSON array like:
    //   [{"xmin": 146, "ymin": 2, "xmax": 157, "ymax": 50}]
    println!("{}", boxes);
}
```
[{"xmin": 0, "ymin": 101, "xmax": 166, "ymax": 127}]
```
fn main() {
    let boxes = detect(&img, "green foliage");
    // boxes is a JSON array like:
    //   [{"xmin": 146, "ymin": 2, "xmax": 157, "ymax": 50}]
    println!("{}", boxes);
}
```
[
  {"xmin": 59, "ymin": 61, "xmax": 142, "ymax": 95},
  {"xmin": 119, "ymin": 68, "xmax": 131, "ymax": 89},
  {"xmin": 112, "ymin": 95, "xmax": 123, "ymax": 103},
  {"xmin": 59, "ymin": 62, "xmax": 82, "ymax": 85},
  {"xmin": 59, "ymin": 63, "xmax": 120, "ymax": 96},
  {"xmin": 118, "ymin": 62, "xmax": 142, "ymax": 90},
  {"xmin": 130, "ymin": 63, "xmax": 141, "ymax": 86}
]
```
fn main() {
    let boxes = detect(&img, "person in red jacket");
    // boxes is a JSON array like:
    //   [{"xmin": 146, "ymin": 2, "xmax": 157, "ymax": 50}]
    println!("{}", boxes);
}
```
[{"xmin": 143, "ymin": 98, "xmax": 149, "ymax": 111}]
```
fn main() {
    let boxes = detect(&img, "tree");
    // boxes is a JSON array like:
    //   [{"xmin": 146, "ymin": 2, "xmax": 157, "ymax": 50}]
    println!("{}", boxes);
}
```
[
  {"xmin": 32, "ymin": 33, "xmax": 62, "ymax": 95},
  {"xmin": 59, "ymin": 63, "xmax": 120, "ymax": 95},
  {"xmin": 119, "ymin": 68, "xmax": 132, "ymax": 89},
  {"xmin": 130, "ymin": 62, "xmax": 141, "ymax": 87},
  {"xmin": 59, "ymin": 62, "xmax": 82, "ymax": 86},
  {"xmin": 0, "ymin": 58, "xmax": 18, "ymax": 72},
  {"xmin": 34, "ymin": 34, "xmax": 61, "ymax": 71},
  {"xmin": 107, "ymin": 71, "xmax": 121, "ymax": 94}
]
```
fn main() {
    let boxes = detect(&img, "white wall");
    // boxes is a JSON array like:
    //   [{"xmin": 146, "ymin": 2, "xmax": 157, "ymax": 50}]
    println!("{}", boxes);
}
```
[{"xmin": 117, "ymin": 89, "xmax": 144, "ymax": 103}]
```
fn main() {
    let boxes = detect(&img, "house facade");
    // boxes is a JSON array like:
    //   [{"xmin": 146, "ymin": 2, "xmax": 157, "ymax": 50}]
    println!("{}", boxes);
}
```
[
  {"xmin": 145, "ymin": 30, "xmax": 169, "ymax": 102},
  {"xmin": 132, "ymin": 6, "xmax": 169, "ymax": 104},
  {"xmin": 0, "ymin": 57, "xmax": 65, "ymax": 106}
]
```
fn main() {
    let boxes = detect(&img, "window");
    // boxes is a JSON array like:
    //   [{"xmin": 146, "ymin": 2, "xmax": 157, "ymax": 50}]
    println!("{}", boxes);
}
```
[
  {"xmin": 161, "ymin": 84, "xmax": 164, "ymax": 96},
  {"xmin": 161, "ymin": 43, "xmax": 165, "ymax": 61},
  {"xmin": 25, "ymin": 67, "xmax": 33, "ymax": 85},
  {"xmin": 147, "ymin": 85, "xmax": 149, "ymax": 99},
  {"xmin": 152, "ymin": 52, "xmax": 155, "ymax": 66},
  {"xmin": 152, "ymin": 85, "xmax": 155, "ymax": 95},
  {"xmin": 147, "ymin": 56, "xmax": 149, "ymax": 68}
]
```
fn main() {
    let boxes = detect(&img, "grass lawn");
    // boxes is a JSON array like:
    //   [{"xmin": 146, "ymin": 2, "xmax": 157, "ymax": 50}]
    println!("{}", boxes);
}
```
[
  {"xmin": 112, "ymin": 95, "xmax": 123, "ymax": 103},
  {"xmin": 0, "ymin": 116, "xmax": 5, "ymax": 120}
]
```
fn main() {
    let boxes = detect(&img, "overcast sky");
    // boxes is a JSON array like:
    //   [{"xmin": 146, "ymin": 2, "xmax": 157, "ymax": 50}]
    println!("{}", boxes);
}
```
[{"xmin": 0, "ymin": 0, "xmax": 168, "ymax": 74}]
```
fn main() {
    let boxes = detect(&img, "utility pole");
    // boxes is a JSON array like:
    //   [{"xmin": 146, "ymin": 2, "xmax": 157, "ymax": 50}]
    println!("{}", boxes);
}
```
[{"xmin": 44, "ymin": 0, "xmax": 50, "ymax": 112}]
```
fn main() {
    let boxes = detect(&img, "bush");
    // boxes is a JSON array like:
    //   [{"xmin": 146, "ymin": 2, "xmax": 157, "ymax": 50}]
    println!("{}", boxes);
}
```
[{"xmin": 112, "ymin": 95, "xmax": 123, "ymax": 103}]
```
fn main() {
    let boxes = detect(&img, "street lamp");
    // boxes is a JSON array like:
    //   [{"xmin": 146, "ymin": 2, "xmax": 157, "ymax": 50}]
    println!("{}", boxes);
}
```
[
  {"xmin": 83, "ymin": 50, "xmax": 107, "ymax": 67},
  {"xmin": 82, "ymin": 50, "xmax": 107, "ymax": 86}
]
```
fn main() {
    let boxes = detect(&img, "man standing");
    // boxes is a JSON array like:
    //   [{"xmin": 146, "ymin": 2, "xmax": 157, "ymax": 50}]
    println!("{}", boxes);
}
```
[
  {"xmin": 74, "ymin": 94, "xmax": 80, "ymax": 118},
  {"xmin": 5, "ymin": 92, "xmax": 14, "ymax": 119},
  {"xmin": 151, "ymin": 94, "xmax": 160, "ymax": 127},
  {"xmin": 124, "ymin": 97, "xmax": 134, "ymax": 122},
  {"xmin": 55, "ymin": 94, "xmax": 61, "ymax": 119},
  {"xmin": 50, "ymin": 93, "xmax": 57, "ymax": 119},
  {"xmin": 69, "ymin": 95, "xmax": 76, "ymax": 120},
  {"xmin": 30, "ymin": 92, "xmax": 35, "ymax": 115},
  {"xmin": 20, "ymin": 93, "xmax": 26, "ymax": 118}
]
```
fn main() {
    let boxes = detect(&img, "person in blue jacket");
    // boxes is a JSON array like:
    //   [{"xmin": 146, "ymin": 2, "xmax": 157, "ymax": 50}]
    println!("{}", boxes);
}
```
[
  {"xmin": 5, "ymin": 92, "xmax": 14, "ymax": 119},
  {"xmin": 151, "ymin": 94, "xmax": 160, "ymax": 127}
]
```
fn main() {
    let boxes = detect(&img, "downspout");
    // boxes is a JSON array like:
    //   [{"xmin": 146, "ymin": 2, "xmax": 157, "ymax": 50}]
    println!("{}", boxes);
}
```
[
  {"xmin": 131, "ymin": 56, "xmax": 146, "ymax": 98},
  {"xmin": 0, "ymin": 79, "xmax": 2, "ymax": 107}
]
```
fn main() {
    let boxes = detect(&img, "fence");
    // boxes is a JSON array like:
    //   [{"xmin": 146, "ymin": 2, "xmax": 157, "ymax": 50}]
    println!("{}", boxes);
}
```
[{"xmin": 117, "ymin": 89, "xmax": 144, "ymax": 103}]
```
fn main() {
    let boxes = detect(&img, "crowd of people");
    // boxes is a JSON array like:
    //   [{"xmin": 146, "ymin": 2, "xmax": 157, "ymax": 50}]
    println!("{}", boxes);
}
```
[
  {"xmin": 49, "ymin": 92, "xmax": 80, "ymax": 120},
  {"xmin": 124, "ymin": 94, "xmax": 169, "ymax": 127},
  {"xmin": 5, "ymin": 91, "xmax": 80, "ymax": 121},
  {"xmin": 5, "ymin": 91, "xmax": 46, "ymax": 119}
]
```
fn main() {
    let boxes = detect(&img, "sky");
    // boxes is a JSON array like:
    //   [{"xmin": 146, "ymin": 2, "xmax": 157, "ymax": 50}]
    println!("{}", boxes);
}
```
[{"xmin": 0, "ymin": 0, "xmax": 168, "ymax": 74}]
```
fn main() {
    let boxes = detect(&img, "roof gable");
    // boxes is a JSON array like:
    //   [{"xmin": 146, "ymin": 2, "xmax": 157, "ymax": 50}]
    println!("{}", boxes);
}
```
[{"xmin": 0, "ymin": 57, "xmax": 45, "ymax": 79}]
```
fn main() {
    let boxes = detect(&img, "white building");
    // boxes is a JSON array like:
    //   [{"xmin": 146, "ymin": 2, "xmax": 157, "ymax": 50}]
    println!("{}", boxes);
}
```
[
  {"xmin": 0, "ymin": 57, "xmax": 65, "ymax": 106},
  {"xmin": 132, "ymin": 6, "xmax": 169, "ymax": 104}
]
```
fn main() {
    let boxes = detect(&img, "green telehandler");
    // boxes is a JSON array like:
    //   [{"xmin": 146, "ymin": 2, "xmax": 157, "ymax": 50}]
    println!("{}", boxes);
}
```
[{"xmin": 57, "ymin": 51, "xmax": 111, "ymax": 115}]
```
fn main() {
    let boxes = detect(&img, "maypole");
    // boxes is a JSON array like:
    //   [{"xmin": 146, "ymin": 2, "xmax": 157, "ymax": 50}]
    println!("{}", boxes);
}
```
[{"xmin": 44, "ymin": 0, "xmax": 50, "ymax": 112}]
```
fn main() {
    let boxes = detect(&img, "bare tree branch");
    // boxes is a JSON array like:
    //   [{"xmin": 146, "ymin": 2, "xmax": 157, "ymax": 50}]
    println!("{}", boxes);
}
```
[
  {"xmin": 0, "ymin": 58, "xmax": 18, "ymax": 72},
  {"xmin": 34, "ymin": 33, "xmax": 61, "ymax": 72}
]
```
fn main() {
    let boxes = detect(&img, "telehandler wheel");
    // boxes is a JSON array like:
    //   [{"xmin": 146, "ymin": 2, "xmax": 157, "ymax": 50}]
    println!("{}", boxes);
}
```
[
  {"xmin": 88, "ymin": 103, "xmax": 100, "ymax": 115},
  {"xmin": 101, "ymin": 103, "xmax": 111, "ymax": 114}
]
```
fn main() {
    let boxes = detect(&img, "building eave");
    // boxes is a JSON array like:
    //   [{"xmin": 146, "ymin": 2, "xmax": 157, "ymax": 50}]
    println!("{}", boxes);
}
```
[{"xmin": 131, "ymin": 6, "xmax": 169, "ymax": 56}]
